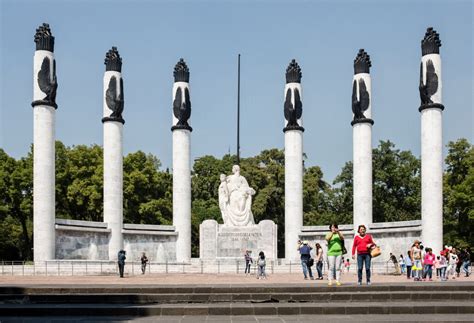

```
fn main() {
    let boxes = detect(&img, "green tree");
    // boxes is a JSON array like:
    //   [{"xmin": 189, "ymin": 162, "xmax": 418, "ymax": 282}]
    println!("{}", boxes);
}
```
[
  {"xmin": 303, "ymin": 166, "xmax": 336, "ymax": 225},
  {"xmin": 372, "ymin": 140, "xmax": 421, "ymax": 222},
  {"xmin": 123, "ymin": 151, "xmax": 171, "ymax": 225},
  {"xmin": 332, "ymin": 161, "xmax": 354, "ymax": 225},
  {"xmin": 56, "ymin": 144, "xmax": 103, "ymax": 222},
  {"xmin": 443, "ymin": 138, "xmax": 474, "ymax": 248},
  {"xmin": 0, "ymin": 148, "xmax": 33, "ymax": 259},
  {"xmin": 332, "ymin": 140, "xmax": 421, "ymax": 224}
]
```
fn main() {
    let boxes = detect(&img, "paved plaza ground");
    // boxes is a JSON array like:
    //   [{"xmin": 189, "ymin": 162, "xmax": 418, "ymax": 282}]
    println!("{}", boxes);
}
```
[{"xmin": 1, "ymin": 272, "xmax": 472, "ymax": 286}]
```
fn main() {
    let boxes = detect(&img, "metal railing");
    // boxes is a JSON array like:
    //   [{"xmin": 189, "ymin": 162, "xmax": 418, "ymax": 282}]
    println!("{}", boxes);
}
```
[{"xmin": 0, "ymin": 259, "xmax": 447, "ymax": 276}]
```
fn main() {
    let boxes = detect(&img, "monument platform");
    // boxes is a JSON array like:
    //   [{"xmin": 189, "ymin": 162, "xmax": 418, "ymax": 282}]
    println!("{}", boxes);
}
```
[{"xmin": 0, "ymin": 275, "xmax": 473, "ymax": 319}]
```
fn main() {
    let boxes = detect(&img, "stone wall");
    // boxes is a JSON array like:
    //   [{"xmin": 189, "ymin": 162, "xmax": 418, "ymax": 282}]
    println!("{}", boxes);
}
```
[
  {"xmin": 123, "ymin": 223, "xmax": 177, "ymax": 262},
  {"xmin": 55, "ymin": 219, "xmax": 110, "ymax": 260},
  {"xmin": 55, "ymin": 219, "xmax": 177, "ymax": 262}
]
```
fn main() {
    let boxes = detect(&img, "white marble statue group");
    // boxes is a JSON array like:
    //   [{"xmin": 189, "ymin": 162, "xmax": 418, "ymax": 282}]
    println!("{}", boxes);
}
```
[{"xmin": 218, "ymin": 165, "xmax": 256, "ymax": 227}]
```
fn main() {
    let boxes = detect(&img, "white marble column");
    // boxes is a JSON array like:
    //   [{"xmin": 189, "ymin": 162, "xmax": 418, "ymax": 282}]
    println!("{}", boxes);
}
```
[
  {"xmin": 283, "ymin": 60, "xmax": 304, "ymax": 261},
  {"xmin": 419, "ymin": 28, "xmax": 444, "ymax": 253},
  {"xmin": 32, "ymin": 23, "xmax": 57, "ymax": 261},
  {"xmin": 102, "ymin": 47, "xmax": 125, "ymax": 260},
  {"xmin": 351, "ymin": 49, "xmax": 373, "ymax": 231},
  {"xmin": 172, "ymin": 59, "xmax": 192, "ymax": 263}
]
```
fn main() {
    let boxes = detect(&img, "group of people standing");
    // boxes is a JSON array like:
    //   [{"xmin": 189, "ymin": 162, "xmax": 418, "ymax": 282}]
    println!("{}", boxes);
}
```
[
  {"xmin": 400, "ymin": 243, "xmax": 471, "ymax": 281},
  {"xmin": 298, "ymin": 223, "xmax": 377, "ymax": 286},
  {"xmin": 116, "ymin": 250, "xmax": 149, "ymax": 278},
  {"xmin": 244, "ymin": 250, "xmax": 268, "ymax": 279}
]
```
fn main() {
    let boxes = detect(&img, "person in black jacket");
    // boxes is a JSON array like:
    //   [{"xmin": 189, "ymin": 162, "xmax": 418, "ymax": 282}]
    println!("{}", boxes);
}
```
[
  {"xmin": 141, "ymin": 252, "xmax": 148, "ymax": 274},
  {"xmin": 117, "ymin": 250, "xmax": 126, "ymax": 278},
  {"xmin": 299, "ymin": 241, "xmax": 314, "ymax": 280}
]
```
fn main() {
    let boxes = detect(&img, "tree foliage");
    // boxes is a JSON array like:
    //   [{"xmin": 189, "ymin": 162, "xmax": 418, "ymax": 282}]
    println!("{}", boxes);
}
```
[
  {"xmin": 0, "ymin": 138, "xmax": 471, "ymax": 260},
  {"xmin": 443, "ymin": 139, "xmax": 474, "ymax": 248}
]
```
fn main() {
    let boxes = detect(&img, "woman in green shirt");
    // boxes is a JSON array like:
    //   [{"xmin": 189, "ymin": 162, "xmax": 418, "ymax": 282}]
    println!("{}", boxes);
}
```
[{"xmin": 325, "ymin": 223, "xmax": 344, "ymax": 286}]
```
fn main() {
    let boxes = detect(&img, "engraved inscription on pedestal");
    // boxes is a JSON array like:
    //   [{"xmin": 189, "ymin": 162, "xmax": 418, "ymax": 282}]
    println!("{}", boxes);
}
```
[{"xmin": 200, "ymin": 219, "xmax": 277, "ymax": 260}]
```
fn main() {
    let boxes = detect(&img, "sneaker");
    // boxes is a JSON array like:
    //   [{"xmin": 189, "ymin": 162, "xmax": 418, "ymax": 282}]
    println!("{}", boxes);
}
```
[
  {"xmin": 357, "ymin": 282, "xmax": 362, "ymax": 286},
  {"xmin": 367, "ymin": 281, "xmax": 371, "ymax": 285},
  {"xmin": 328, "ymin": 281, "xmax": 333, "ymax": 286},
  {"xmin": 336, "ymin": 281, "xmax": 341, "ymax": 286}
]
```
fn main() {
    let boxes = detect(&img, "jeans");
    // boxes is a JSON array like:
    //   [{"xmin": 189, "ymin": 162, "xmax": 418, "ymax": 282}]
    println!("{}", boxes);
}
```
[
  {"xmin": 245, "ymin": 261, "xmax": 251, "ymax": 274},
  {"xmin": 440, "ymin": 267, "xmax": 447, "ymax": 280},
  {"xmin": 327, "ymin": 255, "xmax": 342, "ymax": 282},
  {"xmin": 406, "ymin": 265, "xmax": 412, "ymax": 278},
  {"xmin": 400, "ymin": 264, "xmax": 406, "ymax": 274},
  {"xmin": 258, "ymin": 265, "xmax": 266, "ymax": 278},
  {"xmin": 423, "ymin": 264, "xmax": 433, "ymax": 279},
  {"xmin": 316, "ymin": 261, "xmax": 323, "ymax": 278},
  {"xmin": 462, "ymin": 261, "xmax": 470, "ymax": 276},
  {"xmin": 118, "ymin": 263, "xmax": 124, "ymax": 277},
  {"xmin": 301, "ymin": 259, "xmax": 313, "ymax": 279},
  {"xmin": 141, "ymin": 263, "xmax": 147, "ymax": 274},
  {"xmin": 357, "ymin": 253, "xmax": 371, "ymax": 283}
]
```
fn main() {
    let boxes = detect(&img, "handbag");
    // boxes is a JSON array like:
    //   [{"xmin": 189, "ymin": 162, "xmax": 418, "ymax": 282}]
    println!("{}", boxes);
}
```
[
  {"xmin": 307, "ymin": 258, "xmax": 314, "ymax": 267},
  {"xmin": 341, "ymin": 239, "xmax": 348, "ymax": 255},
  {"xmin": 370, "ymin": 245, "xmax": 382, "ymax": 258}
]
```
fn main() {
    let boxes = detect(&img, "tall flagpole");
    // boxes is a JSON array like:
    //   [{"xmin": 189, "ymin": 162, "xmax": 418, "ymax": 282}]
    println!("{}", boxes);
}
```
[{"xmin": 237, "ymin": 54, "xmax": 241, "ymax": 165}]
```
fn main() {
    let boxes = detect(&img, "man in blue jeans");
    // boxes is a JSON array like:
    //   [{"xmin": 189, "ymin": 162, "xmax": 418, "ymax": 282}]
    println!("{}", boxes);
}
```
[{"xmin": 299, "ymin": 241, "xmax": 314, "ymax": 280}]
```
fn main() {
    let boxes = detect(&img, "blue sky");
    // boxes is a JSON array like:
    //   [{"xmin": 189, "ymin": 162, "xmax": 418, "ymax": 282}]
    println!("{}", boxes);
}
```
[{"xmin": 1, "ymin": 0, "xmax": 472, "ymax": 182}]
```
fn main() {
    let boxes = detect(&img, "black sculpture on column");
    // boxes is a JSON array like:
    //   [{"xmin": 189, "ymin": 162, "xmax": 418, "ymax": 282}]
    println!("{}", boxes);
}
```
[
  {"xmin": 32, "ymin": 23, "xmax": 58, "ymax": 109},
  {"xmin": 419, "ymin": 27, "xmax": 444, "ymax": 112},
  {"xmin": 283, "ymin": 59, "xmax": 304, "ymax": 132},
  {"xmin": 102, "ymin": 47, "xmax": 125, "ymax": 124},
  {"xmin": 172, "ymin": 58, "xmax": 192, "ymax": 131},
  {"xmin": 351, "ymin": 49, "xmax": 373, "ymax": 125}
]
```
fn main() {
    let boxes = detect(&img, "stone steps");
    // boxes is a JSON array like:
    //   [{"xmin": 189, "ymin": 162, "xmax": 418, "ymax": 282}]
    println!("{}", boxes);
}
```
[
  {"xmin": 1, "ymin": 291, "xmax": 472, "ymax": 304},
  {"xmin": 1, "ymin": 283, "xmax": 472, "ymax": 317},
  {"xmin": 0, "ymin": 301, "xmax": 473, "ymax": 316},
  {"xmin": 1, "ymin": 283, "xmax": 473, "ymax": 294}
]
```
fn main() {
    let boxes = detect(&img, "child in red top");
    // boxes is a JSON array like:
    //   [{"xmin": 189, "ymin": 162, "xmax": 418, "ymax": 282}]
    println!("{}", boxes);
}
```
[{"xmin": 422, "ymin": 248, "xmax": 435, "ymax": 281}]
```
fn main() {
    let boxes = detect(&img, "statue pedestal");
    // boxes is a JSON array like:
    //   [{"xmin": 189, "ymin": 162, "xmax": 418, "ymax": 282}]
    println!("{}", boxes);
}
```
[{"xmin": 200, "ymin": 219, "xmax": 277, "ymax": 261}]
